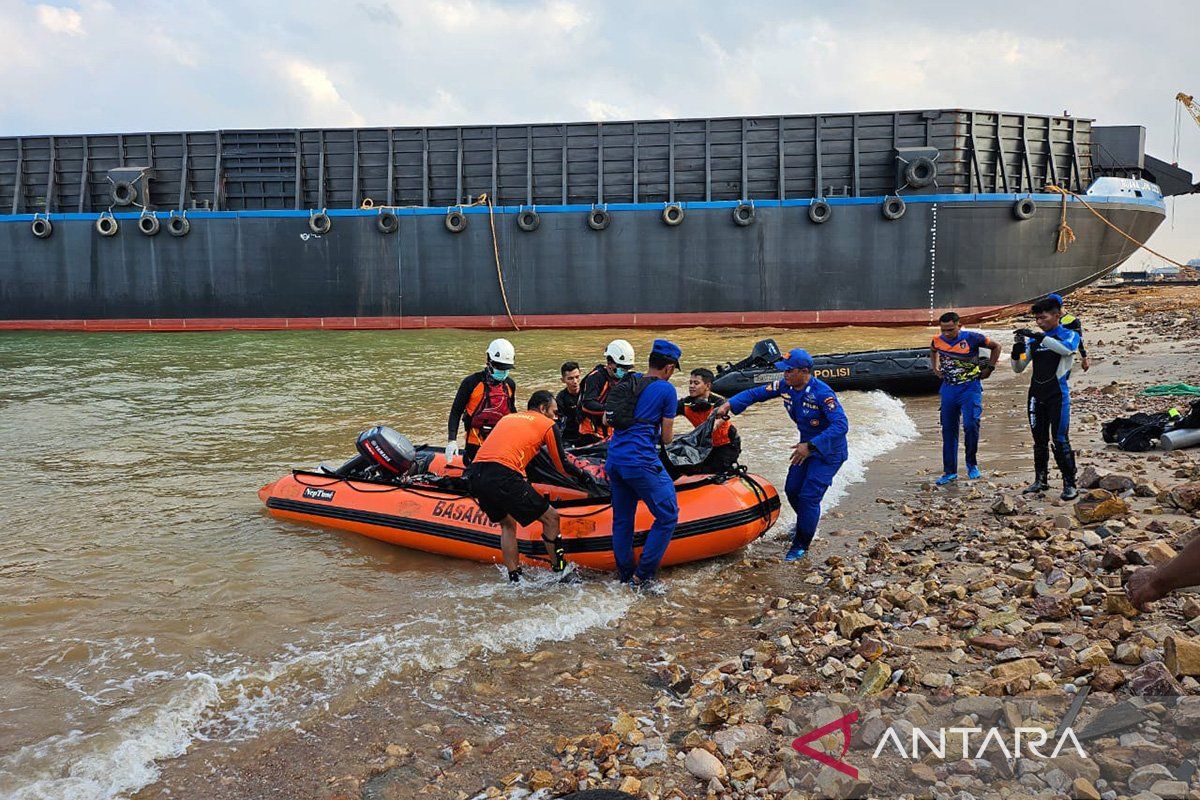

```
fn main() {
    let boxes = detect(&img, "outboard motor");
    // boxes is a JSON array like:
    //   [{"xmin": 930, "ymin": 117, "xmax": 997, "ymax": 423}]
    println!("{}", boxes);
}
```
[
  {"xmin": 335, "ymin": 426, "xmax": 417, "ymax": 480},
  {"xmin": 749, "ymin": 339, "xmax": 782, "ymax": 367}
]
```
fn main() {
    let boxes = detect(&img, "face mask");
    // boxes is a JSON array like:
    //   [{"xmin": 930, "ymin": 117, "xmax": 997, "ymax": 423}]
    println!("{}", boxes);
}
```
[
  {"xmin": 614, "ymin": 368, "xmax": 628, "ymax": 379},
  {"xmin": 490, "ymin": 368, "xmax": 510, "ymax": 381}
]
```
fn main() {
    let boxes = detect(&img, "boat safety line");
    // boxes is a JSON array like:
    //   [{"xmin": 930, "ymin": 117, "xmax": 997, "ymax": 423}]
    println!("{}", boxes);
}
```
[{"xmin": 464, "ymin": 193, "xmax": 520, "ymax": 332}]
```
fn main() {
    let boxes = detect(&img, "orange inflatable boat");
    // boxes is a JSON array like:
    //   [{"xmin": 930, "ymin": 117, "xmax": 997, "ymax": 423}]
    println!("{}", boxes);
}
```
[{"xmin": 259, "ymin": 443, "xmax": 780, "ymax": 572}]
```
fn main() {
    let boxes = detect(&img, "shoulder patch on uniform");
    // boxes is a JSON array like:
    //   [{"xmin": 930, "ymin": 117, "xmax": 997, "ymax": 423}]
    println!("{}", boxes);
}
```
[{"xmin": 824, "ymin": 396, "xmax": 837, "ymax": 410}]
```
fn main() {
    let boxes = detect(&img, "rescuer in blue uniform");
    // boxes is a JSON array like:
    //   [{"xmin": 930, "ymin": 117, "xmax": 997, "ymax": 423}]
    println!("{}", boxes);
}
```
[
  {"xmin": 716, "ymin": 348, "xmax": 849, "ymax": 562},
  {"xmin": 930, "ymin": 311, "xmax": 1000, "ymax": 485},
  {"xmin": 605, "ymin": 339, "xmax": 682, "ymax": 587},
  {"xmin": 1012, "ymin": 297, "xmax": 1081, "ymax": 500}
]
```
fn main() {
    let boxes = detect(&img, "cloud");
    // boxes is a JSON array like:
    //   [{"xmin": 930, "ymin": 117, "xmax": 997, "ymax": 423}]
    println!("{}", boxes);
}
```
[
  {"xmin": 35, "ymin": 3, "xmax": 84, "ymax": 36},
  {"xmin": 273, "ymin": 56, "xmax": 365, "ymax": 127}
]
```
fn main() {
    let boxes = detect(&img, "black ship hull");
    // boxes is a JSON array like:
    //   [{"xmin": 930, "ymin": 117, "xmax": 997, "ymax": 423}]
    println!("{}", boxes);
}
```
[{"xmin": 0, "ymin": 194, "xmax": 1164, "ymax": 330}]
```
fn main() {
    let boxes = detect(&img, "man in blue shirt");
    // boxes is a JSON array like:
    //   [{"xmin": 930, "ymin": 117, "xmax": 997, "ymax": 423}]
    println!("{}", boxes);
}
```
[
  {"xmin": 930, "ymin": 311, "xmax": 1001, "ymax": 485},
  {"xmin": 1012, "ymin": 297, "xmax": 1081, "ymax": 500},
  {"xmin": 605, "ymin": 339, "xmax": 681, "ymax": 587},
  {"xmin": 716, "ymin": 348, "xmax": 849, "ymax": 562}
]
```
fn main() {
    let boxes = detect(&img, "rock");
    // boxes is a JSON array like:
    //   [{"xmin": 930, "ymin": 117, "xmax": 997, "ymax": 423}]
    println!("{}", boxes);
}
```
[
  {"xmin": 529, "ymin": 769, "xmax": 555, "ymax": 790},
  {"xmin": 1115, "ymin": 642, "xmax": 1144, "ymax": 664},
  {"xmin": 1077, "ymin": 645, "xmax": 1111, "ymax": 668},
  {"xmin": 1073, "ymin": 777, "xmax": 1102, "ymax": 800},
  {"xmin": 1128, "ymin": 661, "xmax": 1184, "ymax": 696},
  {"xmin": 1034, "ymin": 594, "xmax": 1074, "ymax": 620},
  {"xmin": 612, "ymin": 711, "xmax": 638, "ymax": 736},
  {"xmin": 858, "ymin": 661, "xmax": 892, "ymax": 696},
  {"xmin": 837, "ymin": 610, "xmax": 878, "ymax": 639},
  {"xmin": 1135, "ymin": 481, "xmax": 1160, "ymax": 497},
  {"xmin": 1075, "ymin": 490, "xmax": 1130, "ymax": 524},
  {"xmin": 1090, "ymin": 666, "xmax": 1126, "ymax": 692},
  {"xmin": 1150, "ymin": 780, "xmax": 1189, "ymax": 800},
  {"xmin": 1104, "ymin": 592, "xmax": 1140, "ymax": 618},
  {"xmin": 685, "ymin": 747, "xmax": 726, "ymax": 781},
  {"xmin": 700, "ymin": 697, "xmax": 732, "ymax": 725},
  {"xmin": 969, "ymin": 634, "xmax": 1020, "ymax": 651},
  {"xmin": 1098, "ymin": 474, "xmax": 1135, "ymax": 493},
  {"xmin": 920, "ymin": 672, "xmax": 953, "ymax": 688},
  {"xmin": 1081, "ymin": 531, "xmax": 1104, "ymax": 549},
  {"xmin": 1078, "ymin": 466, "xmax": 1104, "ymax": 489},
  {"xmin": 991, "ymin": 494, "xmax": 1017, "ymax": 515},
  {"xmin": 713, "ymin": 723, "xmax": 770, "ymax": 756},
  {"xmin": 1164, "ymin": 635, "xmax": 1200, "ymax": 676},
  {"xmin": 1129, "ymin": 764, "xmax": 1176, "ymax": 792},
  {"xmin": 1128, "ymin": 540, "xmax": 1178, "ymax": 566},
  {"xmin": 656, "ymin": 662, "xmax": 693, "ymax": 695},
  {"xmin": 991, "ymin": 657, "xmax": 1041, "ymax": 681},
  {"xmin": 1168, "ymin": 481, "xmax": 1200, "ymax": 512}
]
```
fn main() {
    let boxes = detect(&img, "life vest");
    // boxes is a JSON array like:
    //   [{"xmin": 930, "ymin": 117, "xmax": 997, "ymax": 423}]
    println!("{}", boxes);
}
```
[
  {"xmin": 465, "ymin": 377, "xmax": 514, "ymax": 445},
  {"xmin": 681, "ymin": 394, "xmax": 733, "ymax": 447},
  {"xmin": 578, "ymin": 365, "xmax": 617, "ymax": 438}
]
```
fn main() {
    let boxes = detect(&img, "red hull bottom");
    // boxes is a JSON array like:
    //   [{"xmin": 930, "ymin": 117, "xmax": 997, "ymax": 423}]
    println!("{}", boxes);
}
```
[{"xmin": 0, "ymin": 305, "xmax": 1008, "ymax": 332}]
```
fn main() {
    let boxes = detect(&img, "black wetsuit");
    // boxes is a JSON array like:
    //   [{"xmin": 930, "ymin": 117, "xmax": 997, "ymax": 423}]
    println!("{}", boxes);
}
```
[
  {"xmin": 555, "ymin": 387, "xmax": 583, "ymax": 445},
  {"xmin": 1013, "ymin": 324, "xmax": 1080, "ymax": 486}
]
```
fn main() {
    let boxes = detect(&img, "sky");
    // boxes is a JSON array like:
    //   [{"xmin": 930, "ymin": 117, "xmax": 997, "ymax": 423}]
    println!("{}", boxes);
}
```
[{"xmin": 1, "ymin": 0, "xmax": 1197, "ymax": 263}]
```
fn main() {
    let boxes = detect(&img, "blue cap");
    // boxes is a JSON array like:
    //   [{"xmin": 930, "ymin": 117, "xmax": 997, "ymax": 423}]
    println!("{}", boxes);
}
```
[
  {"xmin": 1046, "ymin": 293, "xmax": 1064, "ymax": 306},
  {"xmin": 651, "ymin": 338, "xmax": 682, "ymax": 366},
  {"xmin": 775, "ymin": 347, "xmax": 814, "ymax": 371}
]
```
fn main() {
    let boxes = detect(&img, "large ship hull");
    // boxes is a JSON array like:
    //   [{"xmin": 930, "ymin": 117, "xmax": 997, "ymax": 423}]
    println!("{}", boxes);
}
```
[{"xmin": 0, "ymin": 193, "xmax": 1164, "ymax": 330}]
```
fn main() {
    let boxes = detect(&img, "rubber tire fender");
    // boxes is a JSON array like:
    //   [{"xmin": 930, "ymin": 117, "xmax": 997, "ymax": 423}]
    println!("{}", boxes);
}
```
[
  {"xmin": 587, "ymin": 208, "xmax": 610, "ymax": 231},
  {"xmin": 168, "ymin": 215, "xmax": 190, "ymax": 237},
  {"xmin": 808, "ymin": 199, "xmax": 832, "ymax": 224},
  {"xmin": 31, "ymin": 217, "xmax": 53, "ymax": 239},
  {"xmin": 376, "ymin": 211, "xmax": 399, "ymax": 234},
  {"xmin": 1013, "ymin": 198, "xmax": 1037, "ymax": 220},
  {"xmin": 903, "ymin": 157, "xmax": 937, "ymax": 188},
  {"xmin": 444, "ymin": 210, "xmax": 467, "ymax": 233},
  {"xmin": 516, "ymin": 209, "xmax": 540, "ymax": 232},
  {"xmin": 309, "ymin": 212, "xmax": 332, "ymax": 235},
  {"xmin": 95, "ymin": 214, "xmax": 119, "ymax": 237},
  {"xmin": 111, "ymin": 180, "xmax": 137, "ymax": 207},
  {"xmin": 882, "ymin": 196, "xmax": 906, "ymax": 221},
  {"xmin": 732, "ymin": 203, "xmax": 755, "ymax": 227},
  {"xmin": 662, "ymin": 203, "xmax": 684, "ymax": 226},
  {"xmin": 138, "ymin": 214, "xmax": 161, "ymax": 236}
]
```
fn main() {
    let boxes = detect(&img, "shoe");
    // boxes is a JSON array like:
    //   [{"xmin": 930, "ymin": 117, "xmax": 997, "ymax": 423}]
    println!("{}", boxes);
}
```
[
  {"xmin": 967, "ymin": 465, "xmax": 982, "ymax": 480},
  {"xmin": 784, "ymin": 546, "xmax": 808, "ymax": 562},
  {"xmin": 558, "ymin": 570, "xmax": 584, "ymax": 585},
  {"xmin": 507, "ymin": 568, "xmax": 523, "ymax": 583},
  {"xmin": 1060, "ymin": 486, "xmax": 1079, "ymax": 501},
  {"xmin": 935, "ymin": 473, "xmax": 958, "ymax": 486},
  {"xmin": 1022, "ymin": 476, "xmax": 1050, "ymax": 494},
  {"xmin": 549, "ymin": 540, "xmax": 567, "ymax": 572}
]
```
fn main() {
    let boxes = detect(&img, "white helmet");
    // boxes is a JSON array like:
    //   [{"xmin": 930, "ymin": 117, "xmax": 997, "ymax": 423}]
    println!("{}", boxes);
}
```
[
  {"xmin": 604, "ymin": 339, "xmax": 634, "ymax": 367},
  {"xmin": 486, "ymin": 338, "xmax": 515, "ymax": 368}
]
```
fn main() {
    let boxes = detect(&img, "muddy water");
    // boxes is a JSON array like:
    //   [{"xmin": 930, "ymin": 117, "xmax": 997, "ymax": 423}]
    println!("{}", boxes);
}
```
[{"xmin": 0, "ymin": 325, "xmax": 926, "ymax": 799}]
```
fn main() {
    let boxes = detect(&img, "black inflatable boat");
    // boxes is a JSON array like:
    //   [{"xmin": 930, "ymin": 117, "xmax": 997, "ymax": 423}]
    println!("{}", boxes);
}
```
[{"xmin": 712, "ymin": 339, "xmax": 940, "ymax": 396}]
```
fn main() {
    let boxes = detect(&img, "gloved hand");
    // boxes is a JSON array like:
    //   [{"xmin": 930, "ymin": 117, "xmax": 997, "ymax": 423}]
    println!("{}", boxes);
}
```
[
  {"xmin": 445, "ymin": 440, "xmax": 459, "ymax": 460},
  {"xmin": 1015, "ymin": 328, "xmax": 1043, "ymax": 341},
  {"xmin": 979, "ymin": 364, "xmax": 995, "ymax": 379}
]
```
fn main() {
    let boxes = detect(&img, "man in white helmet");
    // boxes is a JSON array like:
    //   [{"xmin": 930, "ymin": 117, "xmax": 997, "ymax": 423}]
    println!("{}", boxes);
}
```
[
  {"xmin": 447, "ymin": 338, "xmax": 517, "ymax": 465},
  {"xmin": 577, "ymin": 339, "xmax": 634, "ymax": 445}
]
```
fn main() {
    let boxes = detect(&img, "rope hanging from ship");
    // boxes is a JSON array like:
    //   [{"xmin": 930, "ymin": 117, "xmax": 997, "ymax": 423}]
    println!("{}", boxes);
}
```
[
  {"xmin": 1044, "ymin": 185, "xmax": 1196, "ymax": 278},
  {"xmin": 462, "ymin": 193, "xmax": 521, "ymax": 332}
]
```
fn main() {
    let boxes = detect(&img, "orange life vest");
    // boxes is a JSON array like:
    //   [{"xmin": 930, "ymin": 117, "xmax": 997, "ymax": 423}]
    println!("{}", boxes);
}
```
[
  {"xmin": 578, "ymin": 365, "xmax": 617, "ymax": 439},
  {"xmin": 680, "ymin": 395, "xmax": 733, "ymax": 447}
]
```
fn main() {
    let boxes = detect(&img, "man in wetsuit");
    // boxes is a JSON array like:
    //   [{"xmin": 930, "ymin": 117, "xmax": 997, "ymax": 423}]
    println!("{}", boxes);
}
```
[
  {"xmin": 716, "ymin": 348, "xmax": 849, "ymax": 562},
  {"xmin": 930, "ymin": 311, "xmax": 1000, "ymax": 485},
  {"xmin": 556, "ymin": 361, "xmax": 584, "ymax": 446},
  {"xmin": 467, "ymin": 390, "xmax": 584, "ymax": 582},
  {"xmin": 447, "ymin": 338, "xmax": 517, "ymax": 465},
  {"xmin": 1012, "ymin": 297, "xmax": 1081, "ymax": 500},
  {"xmin": 676, "ymin": 367, "xmax": 741, "ymax": 474},
  {"xmin": 577, "ymin": 340, "xmax": 634, "ymax": 445},
  {"xmin": 1047, "ymin": 293, "xmax": 1090, "ymax": 372}
]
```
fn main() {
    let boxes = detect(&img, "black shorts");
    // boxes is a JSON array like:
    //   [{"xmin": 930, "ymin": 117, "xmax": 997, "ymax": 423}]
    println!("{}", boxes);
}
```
[{"xmin": 466, "ymin": 462, "xmax": 550, "ymax": 526}]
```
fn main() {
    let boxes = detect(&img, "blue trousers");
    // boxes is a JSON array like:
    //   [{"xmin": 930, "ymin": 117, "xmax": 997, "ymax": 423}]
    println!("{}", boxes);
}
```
[
  {"xmin": 607, "ymin": 461, "xmax": 679, "ymax": 582},
  {"xmin": 784, "ymin": 454, "xmax": 845, "ymax": 550},
  {"xmin": 939, "ymin": 381, "xmax": 982, "ymax": 475}
]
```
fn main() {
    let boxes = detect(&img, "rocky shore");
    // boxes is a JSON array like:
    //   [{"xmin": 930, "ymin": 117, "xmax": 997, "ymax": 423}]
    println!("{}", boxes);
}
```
[{"xmin": 136, "ymin": 285, "xmax": 1200, "ymax": 800}]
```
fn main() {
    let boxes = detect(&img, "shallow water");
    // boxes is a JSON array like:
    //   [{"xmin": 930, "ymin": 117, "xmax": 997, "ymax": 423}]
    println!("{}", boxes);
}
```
[{"xmin": 0, "ymin": 325, "xmax": 924, "ymax": 799}]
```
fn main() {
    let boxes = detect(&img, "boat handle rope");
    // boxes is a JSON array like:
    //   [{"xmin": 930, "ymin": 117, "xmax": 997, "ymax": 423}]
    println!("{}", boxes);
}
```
[{"xmin": 462, "ymin": 192, "xmax": 521, "ymax": 331}]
